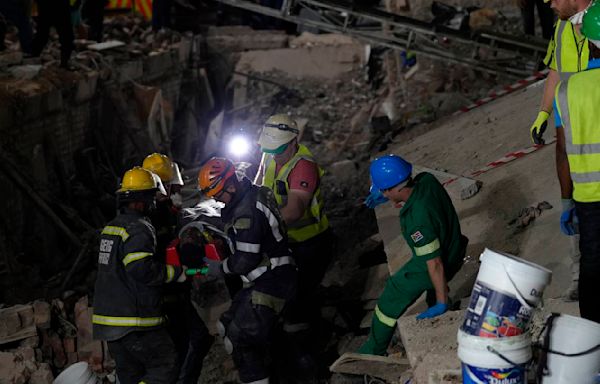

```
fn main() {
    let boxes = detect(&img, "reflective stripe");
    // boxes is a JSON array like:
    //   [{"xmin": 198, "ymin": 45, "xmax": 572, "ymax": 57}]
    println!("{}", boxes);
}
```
[
  {"xmin": 236, "ymin": 241, "xmax": 261, "ymax": 253},
  {"xmin": 92, "ymin": 314, "xmax": 165, "ymax": 327},
  {"xmin": 122, "ymin": 252, "xmax": 152, "ymax": 266},
  {"xmin": 222, "ymin": 258, "xmax": 232, "ymax": 274},
  {"xmin": 165, "ymin": 265, "xmax": 175, "ymax": 283},
  {"xmin": 375, "ymin": 305, "xmax": 396, "ymax": 327},
  {"xmin": 102, "ymin": 226, "xmax": 130, "ymax": 241},
  {"xmin": 256, "ymin": 201, "xmax": 283, "ymax": 242},
  {"xmin": 555, "ymin": 21, "xmax": 566, "ymax": 74},
  {"xmin": 242, "ymin": 266, "xmax": 268, "ymax": 283},
  {"xmin": 572, "ymin": 171, "xmax": 600, "ymax": 183},
  {"xmin": 414, "ymin": 238, "xmax": 441, "ymax": 257},
  {"xmin": 270, "ymin": 256, "xmax": 294, "ymax": 268}
]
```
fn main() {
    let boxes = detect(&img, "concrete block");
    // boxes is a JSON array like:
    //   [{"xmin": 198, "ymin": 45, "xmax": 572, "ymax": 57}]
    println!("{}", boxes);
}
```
[
  {"xmin": 117, "ymin": 60, "xmax": 143, "ymax": 83},
  {"xmin": 29, "ymin": 363, "xmax": 54, "ymax": 384},
  {"xmin": 398, "ymin": 311, "xmax": 462, "ymax": 384},
  {"xmin": 329, "ymin": 353, "xmax": 410, "ymax": 382},
  {"xmin": 75, "ymin": 72, "xmax": 99, "ymax": 103},
  {"xmin": 33, "ymin": 300, "xmax": 51, "ymax": 329},
  {"xmin": 18, "ymin": 306, "xmax": 35, "ymax": 328},
  {"xmin": 1, "ymin": 311, "xmax": 22, "ymax": 336},
  {"xmin": 20, "ymin": 336, "xmax": 40, "ymax": 348},
  {"xmin": 0, "ymin": 351, "xmax": 28, "ymax": 384},
  {"xmin": 144, "ymin": 51, "xmax": 174, "ymax": 79},
  {"xmin": 328, "ymin": 160, "xmax": 357, "ymax": 183},
  {"xmin": 42, "ymin": 87, "xmax": 63, "ymax": 113}
]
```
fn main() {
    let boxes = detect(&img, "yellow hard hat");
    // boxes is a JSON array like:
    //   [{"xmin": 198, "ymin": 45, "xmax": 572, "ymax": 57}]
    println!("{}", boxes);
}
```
[
  {"xmin": 258, "ymin": 114, "xmax": 299, "ymax": 153},
  {"xmin": 117, "ymin": 167, "xmax": 158, "ymax": 193},
  {"xmin": 142, "ymin": 153, "xmax": 174, "ymax": 183}
]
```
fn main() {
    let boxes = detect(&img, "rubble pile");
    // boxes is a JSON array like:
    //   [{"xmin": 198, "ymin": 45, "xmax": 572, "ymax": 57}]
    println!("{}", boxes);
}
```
[{"xmin": 0, "ymin": 296, "xmax": 113, "ymax": 384}]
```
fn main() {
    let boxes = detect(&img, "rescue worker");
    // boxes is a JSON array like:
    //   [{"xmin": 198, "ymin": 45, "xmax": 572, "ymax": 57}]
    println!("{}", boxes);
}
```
[
  {"xmin": 359, "ymin": 155, "xmax": 467, "ymax": 355},
  {"xmin": 257, "ymin": 114, "xmax": 332, "ymax": 332},
  {"xmin": 198, "ymin": 157, "xmax": 297, "ymax": 384},
  {"xmin": 528, "ymin": 0, "xmax": 592, "ymax": 301},
  {"xmin": 142, "ymin": 153, "xmax": 214, "ymax": 384},
  {"xmin": 257, "ymin": 114, "xmax": 332, "ymax": 379},
  {"xmin": 31, "ymin": 0, "xmax": 74, "ymax": 68},
  {"xmin": 553, "ymin": 2, "xmax": 600, "ymax": 324},
  {"xmin": 92, "ymin": 167, "xmax": 186, "ymax": 383}
]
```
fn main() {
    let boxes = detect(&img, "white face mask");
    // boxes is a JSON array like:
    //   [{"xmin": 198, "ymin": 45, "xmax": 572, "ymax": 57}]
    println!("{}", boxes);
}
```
[
  {"xmin": 171, "ymin": 193, "xmax": 183, "ymax": 208},
  {"xmin": 591, "ymin": 39, "xmax": 600, "ymax": 49},
  {"xmin": 569, "ymin": 1, "xmax": 592, "ymax": 25}
]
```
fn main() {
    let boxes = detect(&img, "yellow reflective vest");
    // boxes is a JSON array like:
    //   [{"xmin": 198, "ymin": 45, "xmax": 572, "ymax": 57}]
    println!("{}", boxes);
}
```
[
  {"xmin": 262, "ymin": 144, "xmax": 329, "ymax": 243},
  {"xmin": 544, "ymin": 20, "xmax": 589, "ymax": 80},
  {"xmin": 555, "ymin": 67, "xmax": 600, "ymax": 202}
]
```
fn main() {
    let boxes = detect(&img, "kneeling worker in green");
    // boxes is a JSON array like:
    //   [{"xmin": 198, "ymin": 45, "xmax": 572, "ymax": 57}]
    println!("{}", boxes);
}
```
[{"xmin": 359, "ymin": 154, "xmax": 468, "ymax": 355}]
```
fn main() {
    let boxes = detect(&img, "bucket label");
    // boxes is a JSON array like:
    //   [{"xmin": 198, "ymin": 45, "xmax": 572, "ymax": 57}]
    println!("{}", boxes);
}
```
[
  {"xmin": 462, "ymin": 281, "xmax": 530, "ymax": 337},
  {"xmin": 462, "ymin": 364, "xmax": 525, "ymax": 384}
]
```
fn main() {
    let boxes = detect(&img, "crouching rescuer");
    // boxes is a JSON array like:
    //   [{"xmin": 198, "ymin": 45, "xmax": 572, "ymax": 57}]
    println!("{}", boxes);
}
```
[
  {"xmin": 359, "ymin": 155, "xmax": 468, "ymax": 355},
  {"xmin": 198, "ymin": 157, "xmax": 298, "ymax": 384},
  {"xmin": 92, "ymin": 167, "xmax": 187, "ymax": 384}
]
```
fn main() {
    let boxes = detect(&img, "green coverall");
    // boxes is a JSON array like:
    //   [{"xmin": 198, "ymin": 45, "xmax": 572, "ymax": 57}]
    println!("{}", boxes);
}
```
[{"xmin": 359, "ymin": 172, "xmax": 467, "ymax": 355}]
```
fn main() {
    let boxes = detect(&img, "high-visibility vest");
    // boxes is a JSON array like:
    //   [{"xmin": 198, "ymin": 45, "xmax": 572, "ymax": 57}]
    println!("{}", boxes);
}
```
[
  {"xmin": 555, "ymin": 68, "xmax": 600, "ymax": 202},
  {"xmin": 546, "ymin": 20, "xmax": 590, "ymax": 80},
  {"xmin": 262, "ymin": 144, "xmax": 329, "ymax": 243}
]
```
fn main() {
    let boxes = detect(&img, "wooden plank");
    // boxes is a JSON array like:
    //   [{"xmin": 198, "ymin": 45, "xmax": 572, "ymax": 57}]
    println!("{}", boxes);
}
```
[{"xmin": 330, "ymin": 352, "xmax": 410, "ymax": 382}]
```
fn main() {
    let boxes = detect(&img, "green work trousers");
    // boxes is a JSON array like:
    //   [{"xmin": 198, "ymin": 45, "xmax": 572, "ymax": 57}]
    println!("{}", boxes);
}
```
[{"xmin": 358, "ymin": 258, "xmax": 435, "ymax": 356}]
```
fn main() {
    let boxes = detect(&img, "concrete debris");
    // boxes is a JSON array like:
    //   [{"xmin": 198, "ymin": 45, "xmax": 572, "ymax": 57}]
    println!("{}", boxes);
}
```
[
  {"xmin": 398, "ymin": 311, "xmax": 463, "ymax": 384},
  {"xmin": 289, "ymin": 32, "xmax": 361, "ymax": 48},
  {"xmin": 509, "ymin": 201, "xmax": 553, "ymax": 231},
  {"xmin": 329, "ymin": 352, "xmax": 410, "ymax": 382},
  {"xmin": 207, "ymin": 26, "xmax": 289, "ymax": 52}
]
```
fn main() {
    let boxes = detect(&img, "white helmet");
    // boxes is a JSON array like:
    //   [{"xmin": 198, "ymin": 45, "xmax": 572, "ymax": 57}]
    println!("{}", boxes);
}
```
[{"xmin": 258, "ymin": 114, "xmax": 299, "ymax": 154}]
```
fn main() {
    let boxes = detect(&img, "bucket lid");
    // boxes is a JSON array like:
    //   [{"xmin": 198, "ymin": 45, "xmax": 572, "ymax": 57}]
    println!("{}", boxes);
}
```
[
  {"xmin": 53, "ymin": 362, "xmax": 92, "ymax": 384},
  {"xmin": 480, "ymin": 248, "xmax": 552, "ymax": 284}
]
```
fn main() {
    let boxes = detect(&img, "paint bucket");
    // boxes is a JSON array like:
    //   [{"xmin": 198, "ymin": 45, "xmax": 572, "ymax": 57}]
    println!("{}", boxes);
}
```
[
  {"xmin": 53, "ymin": 362, "xmax": 98, "ymax": 384},
  {"xmin": 462, "ymin": 248, "xmax": 552, "ymax": 338},
  {"xmin": 540, "ymin": 314, "xmax": 600, "ymax": 384},
  {"xmin": 458, "ymin": 329, "xmax": 531, "ymax": 384}
]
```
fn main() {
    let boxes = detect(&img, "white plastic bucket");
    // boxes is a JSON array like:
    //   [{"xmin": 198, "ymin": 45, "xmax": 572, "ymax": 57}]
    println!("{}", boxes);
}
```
[
  {"xmin": 541, "ymin": 314, "xmax": 600, "ymax": 384},
  {"xmin": 53, "ymin": 362, "xmax": 98, "ymax": 384},
  {"xmin": 458, "ymin": 329, "xmax": 531, "ymax": 384},
  {"xmin": 462, "ymin": 248, "xmax": 552, "ymax": 338}
]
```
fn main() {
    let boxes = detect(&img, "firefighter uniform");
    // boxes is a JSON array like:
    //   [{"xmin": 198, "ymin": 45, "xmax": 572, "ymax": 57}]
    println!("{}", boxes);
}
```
[
  {"xmin": 218, "ymin": 177, "xmax": 297, "ymax": 384},
  {"xmin": 359, "ymin": 172, "xmax": 467, "ymax": 355},
  {"xmin": 93, "ymin": 207, "xmax": 182, "ymax": 384}
]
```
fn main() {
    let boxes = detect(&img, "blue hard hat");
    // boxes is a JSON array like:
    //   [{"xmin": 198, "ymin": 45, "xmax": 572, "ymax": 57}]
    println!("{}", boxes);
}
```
[{"xmin": 370, "ymin": 154, "xmax": 412, "ymax": 190}]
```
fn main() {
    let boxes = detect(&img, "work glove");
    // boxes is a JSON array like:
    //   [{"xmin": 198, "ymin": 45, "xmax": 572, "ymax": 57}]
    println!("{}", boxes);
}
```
[
  {"xmin": 176, "ymin": 265, "xmax": 188, "ymax": 283},
  {"xmin": 364, "ymin": 185, "xmax": 389, "ymax": 209},
  {"xmin": 560, "ymin": 199, "xmax": 579, "ymax": 236},
  {"xmin": 416, "ymin": 302, "xmax": 448, "ymax": 320},
  {"xmin": 203, "ymin": 257, "xmax": 224, "ymax": 278},
  {"xmin": 530, "ymin": 111, "xmax": 549, "ymax": 145}
]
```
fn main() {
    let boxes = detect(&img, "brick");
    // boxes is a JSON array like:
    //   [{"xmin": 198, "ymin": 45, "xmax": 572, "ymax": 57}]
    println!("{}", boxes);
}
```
[
  {"xmin": 75, "ymin": 296, "xmax": 104, "ymax": 372},
  {"xmin": 18, "ymin": 306, "xmax": 34, "ymax": 328},
  {"xmin": 29, "ymin": 363, "xmax": 54, "ymax": 384},
  {"xmin": 33, "ymin": 300, "xmax": 51, "ymax": 329}
]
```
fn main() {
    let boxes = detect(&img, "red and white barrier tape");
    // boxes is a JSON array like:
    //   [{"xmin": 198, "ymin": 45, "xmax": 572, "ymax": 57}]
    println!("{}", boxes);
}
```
[
  {"xmin": 442, "ymin": 139, "xmax": 556, "ymax": 186},
  {"xmin": 453, "ymin": 69, "xmax": 550, "ymax": 116}
]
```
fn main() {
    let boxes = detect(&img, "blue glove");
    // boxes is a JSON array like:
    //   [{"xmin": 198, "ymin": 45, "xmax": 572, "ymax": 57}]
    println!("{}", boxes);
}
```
[
  {"xmin": 416, "ymin": 302, "xmax": 448, "ymax": 320},
  {"xmin": 560, "ymin": 199, "xmax": 579, "ymax": 236},
  {"xmin": 203, "ymin": 257, "xmax": 224, "ymax": 278},
  {"xmin": 364, "ymin": 185, "xmax": 389, "ymax": 209}
]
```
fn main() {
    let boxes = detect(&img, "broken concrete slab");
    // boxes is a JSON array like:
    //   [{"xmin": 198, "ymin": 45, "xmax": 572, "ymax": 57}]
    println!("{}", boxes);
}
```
[
  {"xmin": 330, "ymin": 352, "xmax": 410, "ymax": 382},
  {"xmin": 398, "ymin": 311, "xmax": 463, "ymax": 384},
  {"xmin": 235, "ymin": 45, "xmax": 368, "ymax": 80},
  {"xmin": 207, "ymin": 27, "xmax": 288, "ymax": 52},
  {"xmin": 289, "ymin": 32, "xmax": 361, "ymax": 48}
]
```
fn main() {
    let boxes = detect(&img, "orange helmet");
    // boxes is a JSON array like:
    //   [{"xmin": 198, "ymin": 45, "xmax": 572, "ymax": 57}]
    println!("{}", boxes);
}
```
[{"xmin": 198, "ymin": 157, "xmax": 236, "ymax": 197}]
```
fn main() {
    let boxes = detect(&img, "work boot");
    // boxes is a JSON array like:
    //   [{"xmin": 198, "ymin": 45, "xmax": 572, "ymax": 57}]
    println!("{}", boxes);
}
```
[{"xmin": 562, "ymin": 281, "xmax": 579, "ymax": 302}]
